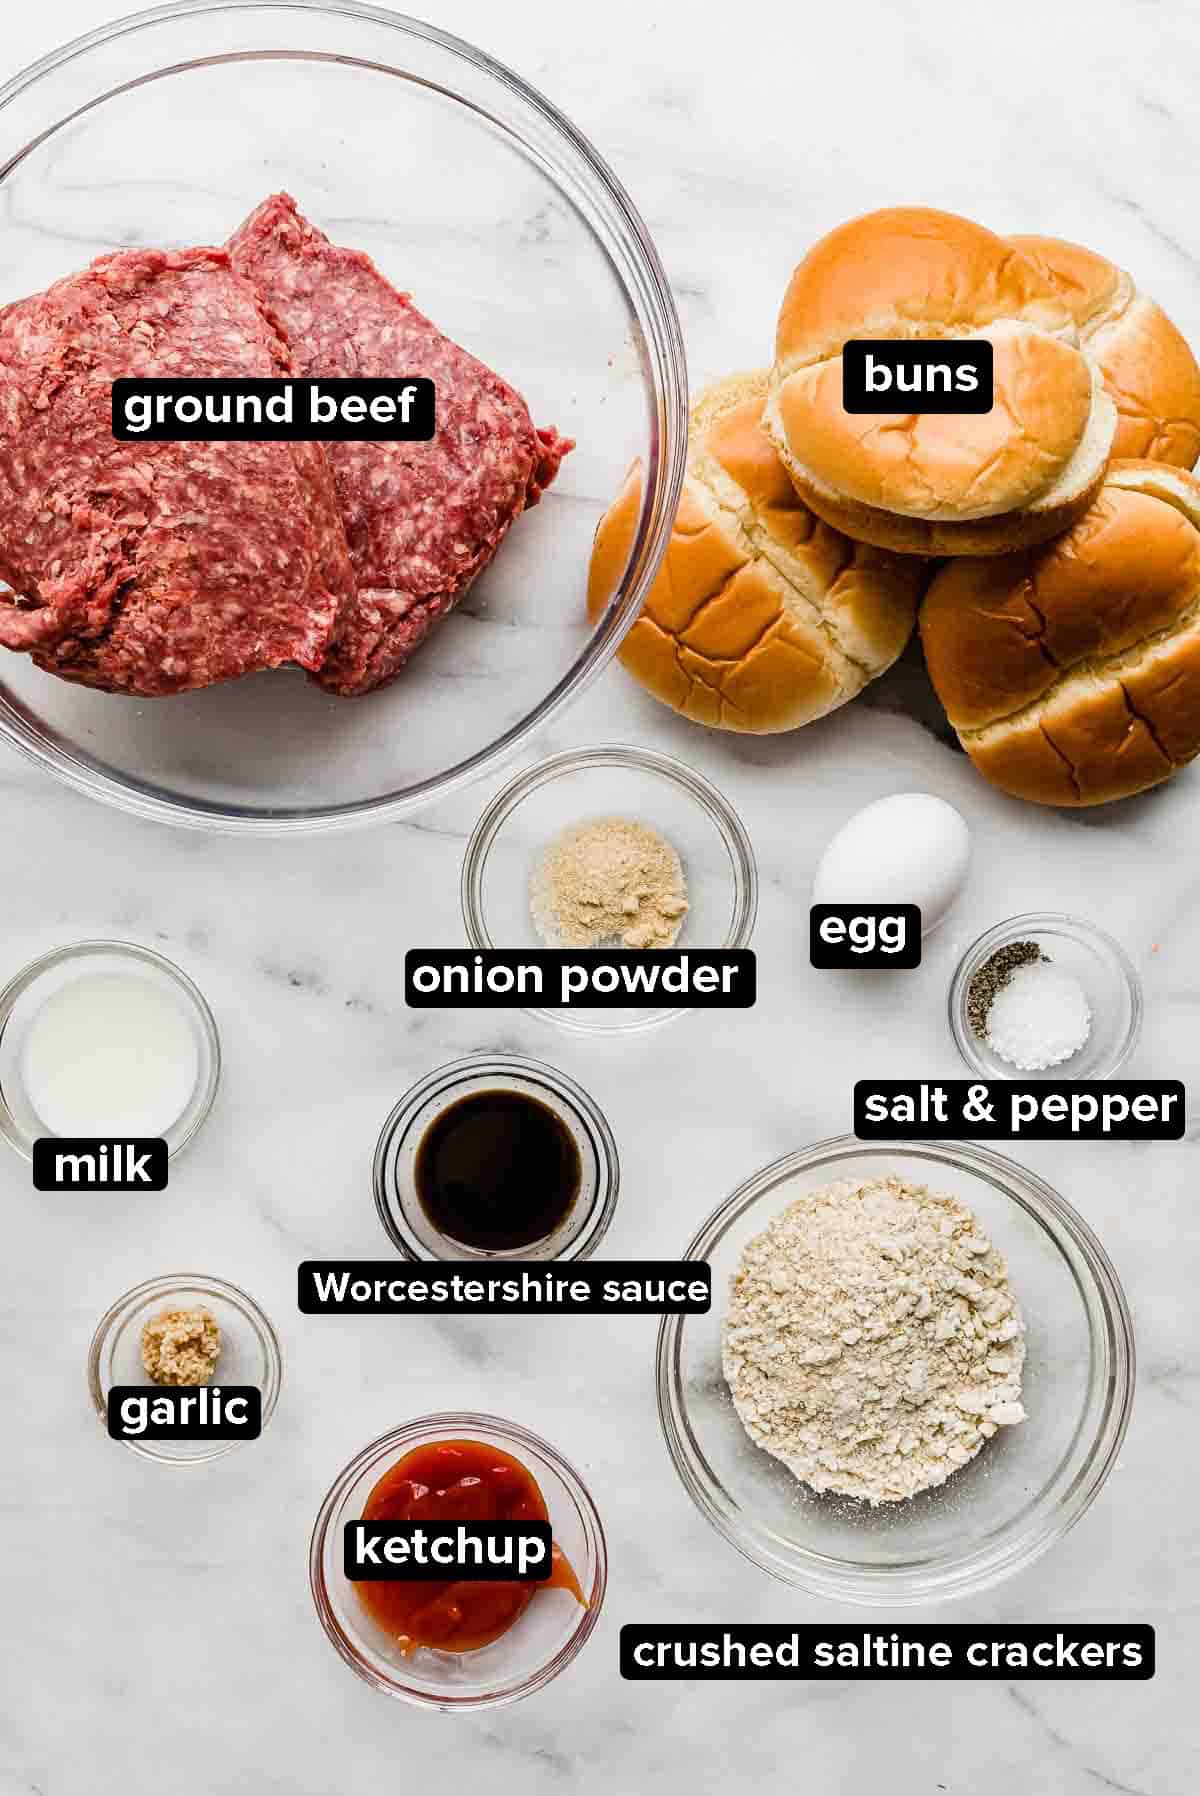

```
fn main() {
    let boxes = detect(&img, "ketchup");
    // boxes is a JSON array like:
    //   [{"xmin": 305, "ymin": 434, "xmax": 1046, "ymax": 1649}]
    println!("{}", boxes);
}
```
[{"xmin": 356, "ymin": 1438, "xmax": 586, "ymax": 1653}]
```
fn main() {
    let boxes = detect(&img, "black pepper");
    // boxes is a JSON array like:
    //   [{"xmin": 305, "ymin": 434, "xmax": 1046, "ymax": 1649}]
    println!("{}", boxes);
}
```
[{"xmin": 966, "ymin": 940, "xmax": 1046, "ymax": 1039}]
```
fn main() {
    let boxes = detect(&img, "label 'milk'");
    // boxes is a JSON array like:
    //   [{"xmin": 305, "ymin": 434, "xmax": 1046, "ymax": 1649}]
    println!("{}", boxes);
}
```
[{"xmin": 33, "ymin": 1137, "xmax": 167, "ymax": 1191}]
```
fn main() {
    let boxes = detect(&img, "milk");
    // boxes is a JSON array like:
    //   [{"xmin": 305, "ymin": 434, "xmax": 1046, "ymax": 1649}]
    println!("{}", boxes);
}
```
[{"xmin": 21, "ymin": 972, "xmax": 199, "ymax": 1139}]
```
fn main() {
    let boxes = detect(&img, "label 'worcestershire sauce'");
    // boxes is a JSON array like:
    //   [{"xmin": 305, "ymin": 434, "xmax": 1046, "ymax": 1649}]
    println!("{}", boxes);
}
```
[{"xmin": 414, "ymin": 1089, "xmax": 581, "ymax": 1251}]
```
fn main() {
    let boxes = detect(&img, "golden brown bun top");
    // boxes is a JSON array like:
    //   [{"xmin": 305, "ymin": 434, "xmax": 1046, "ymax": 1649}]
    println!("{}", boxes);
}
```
[
  {"xmin": 1008, "ymin": 234, "xmax": 1125, "ymax": 329},
  {"xmin": 702, "ymin": 388, "xmax": 796, "ymax": 515},
  {"xmin": 586, "ymin": 370, "xmax": 923, "ymax": 733},
  {"xmin": 1008, "ymin": 233, "xmax": 1200, "ymax": 468},
  {"xmin": 776, "ymin": 207, "xmax": 1073, "ymax": 367},
  {"xmin": 689, "ymin": 373, "xmax": 822, "ymax": 558},
  {"xmin": 920, "ymin": 460, "xmax": 1200, "ymax": 732},
  {"xmin": 768, "ymin": 208, "xmax": 1112, "ymax": 530}
]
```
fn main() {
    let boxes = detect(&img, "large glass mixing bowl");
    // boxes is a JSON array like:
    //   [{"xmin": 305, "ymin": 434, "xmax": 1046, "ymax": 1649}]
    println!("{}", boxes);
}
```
[
  {"xmin": 0, "ymin": 1, "xmax": 686, "ymax": 832},
  {"xmin": 659, "ymin": 1137, "xmax": 1134, "ymax": 1605}
]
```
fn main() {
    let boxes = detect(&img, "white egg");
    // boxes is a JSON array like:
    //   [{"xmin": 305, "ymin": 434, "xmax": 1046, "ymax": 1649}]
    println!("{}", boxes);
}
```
[{"xmin": 812, "ymin": 793, "xmax": 971, "ymax": 936}]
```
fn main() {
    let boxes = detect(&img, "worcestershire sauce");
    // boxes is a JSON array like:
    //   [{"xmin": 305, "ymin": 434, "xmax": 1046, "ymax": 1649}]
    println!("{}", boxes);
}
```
[{"xmin": 415, "ymin": 1089, "xmax": 580, "ymax": 1251}]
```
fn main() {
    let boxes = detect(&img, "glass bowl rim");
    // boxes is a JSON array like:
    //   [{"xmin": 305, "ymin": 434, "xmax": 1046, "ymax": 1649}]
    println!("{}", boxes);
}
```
[
  {"xmin": 460, "ymin": 742, "xmax": 759, "ymax": 1035},
  {"xmin": 0, "ymin": 937, "xmax": 221, "ymax": 1161},
  {"xmin": 656, "ymin": 1133, "xmax": 1135, "ymax": 1605},
  {"xmin": 308, "ymin": 1409, "xmax": 608, "ymax": 1709},
  {"xmin": 947, "ymin": 911, "xmax": 1144, "ymax": 1079},
  {"xmin": 86, "ymin": 1269, "xmax": 284, "ymax": 1463},
  {"xmin": 372, "ymin": 1049, "xmax": 620, "ymax": 1260},
  {"xmin": 0, "ymin": 0, "xmax": 688, "ymax": 835}
]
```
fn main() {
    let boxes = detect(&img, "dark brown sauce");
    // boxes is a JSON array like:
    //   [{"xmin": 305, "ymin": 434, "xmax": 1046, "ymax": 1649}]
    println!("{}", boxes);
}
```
[{"xmin": 414, "ymin": 1089, "xmax": 581, "ymax": 1251}]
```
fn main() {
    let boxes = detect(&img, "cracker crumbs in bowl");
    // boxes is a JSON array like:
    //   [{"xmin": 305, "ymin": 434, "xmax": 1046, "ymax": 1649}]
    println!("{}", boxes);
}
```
[
  {"xmin": 658, "ymin": 1137, "xmax": 1133, "ymax": 1605},
  {"xmin": 723, "ymin": 1176, "xmax": 1027, "ymax": 1506}
]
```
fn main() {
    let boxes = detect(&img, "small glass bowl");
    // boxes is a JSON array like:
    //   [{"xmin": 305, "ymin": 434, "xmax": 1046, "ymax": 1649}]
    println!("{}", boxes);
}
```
[
  {"xmin": 87, "ymin": 1272, "xmax": 282, "ymax": 1465},
  {"xmin": 658, "ymin": 1137, "xmax": 1134, "ymax": 1606},
  {"xmin": 461, "ymin": 745, "xmax": 758, "ymax": 1034},
  {"xmin": 310, "ymin": 1414, "xmax": 607, "ymax": 1710},
  {"xmin": 374, "ymin": 1053, "xmax": 618, "ymax": 1261},
  {"xmin": 0, "ymin": 940, "xmax": 221, "ymax": 1160},
  {"xmin": 949, "ymin": 913, "xmax": 1143, "ymax": 1080}
]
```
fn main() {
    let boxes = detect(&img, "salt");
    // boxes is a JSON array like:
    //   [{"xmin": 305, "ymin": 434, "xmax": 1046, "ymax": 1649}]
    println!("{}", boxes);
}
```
[{"xmin": 985, "ymin": 959, "xmax": 1091, "ymax": 1071}]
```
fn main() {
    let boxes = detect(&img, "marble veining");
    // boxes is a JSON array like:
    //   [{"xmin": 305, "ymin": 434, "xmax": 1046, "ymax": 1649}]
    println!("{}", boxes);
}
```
[{"xmin": 0, "ymin": 3, "xmax": 1197, "ymax": 1794}]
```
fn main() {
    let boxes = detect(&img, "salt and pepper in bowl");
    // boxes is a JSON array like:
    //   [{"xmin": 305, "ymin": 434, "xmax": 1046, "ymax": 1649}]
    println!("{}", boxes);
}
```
[{"xmin": 949, "ymin": 915, "xmax": 1142, "ymax": 1082}]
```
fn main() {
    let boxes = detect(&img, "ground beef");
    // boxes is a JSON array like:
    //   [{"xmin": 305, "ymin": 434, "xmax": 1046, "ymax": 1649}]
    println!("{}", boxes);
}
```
[
  {"xmin": 0, "ymin": 247, "xmax": 355, "ymax": 696},
  {"xmin": 228, "ymin": 193, "xmax": 573, "ymax": 697}
]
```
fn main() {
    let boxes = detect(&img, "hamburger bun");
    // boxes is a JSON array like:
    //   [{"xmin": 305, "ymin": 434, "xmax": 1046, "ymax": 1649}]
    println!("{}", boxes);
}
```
[
  {"xmin": 766, "ymin": 207, "xmax": 1117, "ymax": 556},
  {"xmin": 587, "ymin": 371, "xmax": 925, "ymax": 733},
  {"xmin": 920, "ymin": 460, "xmax": 1200, "ymax": 805},
  {"xmin": 1009, "ymin": 233, "xmax": 1200, "ymax": 468}
]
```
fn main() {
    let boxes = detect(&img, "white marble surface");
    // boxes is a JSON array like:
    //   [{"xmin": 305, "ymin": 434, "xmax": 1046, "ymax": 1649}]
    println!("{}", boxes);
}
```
[{"xmin": 1, "ymin": 2, "xmax": 1197, "ymax": 1792}]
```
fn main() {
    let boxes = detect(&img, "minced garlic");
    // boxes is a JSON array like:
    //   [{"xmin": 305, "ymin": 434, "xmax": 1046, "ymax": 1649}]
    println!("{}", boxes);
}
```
[{"xmin": 140, "ymin": 1306, "xmax": 221, "ymax": 1385}]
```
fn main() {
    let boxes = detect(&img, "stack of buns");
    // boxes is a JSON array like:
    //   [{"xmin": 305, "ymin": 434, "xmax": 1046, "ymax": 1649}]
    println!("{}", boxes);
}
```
[
  {"xmin": 765, "ymin": 208, "xmax": 1116, "ymax": 557},
  {"xmin": 588, "ymin": 205, "xmax": 1200, "ymax": 805}
]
